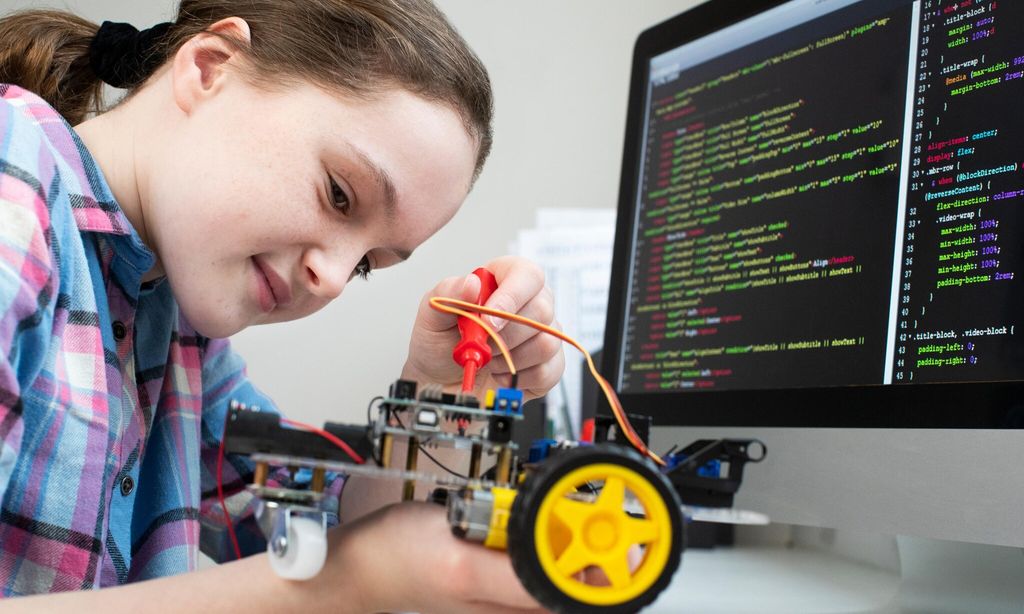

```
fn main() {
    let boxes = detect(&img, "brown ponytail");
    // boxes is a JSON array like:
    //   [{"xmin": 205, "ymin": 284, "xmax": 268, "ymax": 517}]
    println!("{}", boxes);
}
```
[{"xmin": 0, "ymin": 10, "xmax": 103, "ymax": 125}]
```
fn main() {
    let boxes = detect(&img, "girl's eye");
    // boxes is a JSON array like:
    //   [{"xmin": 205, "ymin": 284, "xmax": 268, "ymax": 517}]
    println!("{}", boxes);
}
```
[
  {"xmin": 353, "ymin": 255, "xmax": 372, "ymax": 280},
  {"xmin": 329, "ymin": 177, "xmax": 351, "ymax": 213}
]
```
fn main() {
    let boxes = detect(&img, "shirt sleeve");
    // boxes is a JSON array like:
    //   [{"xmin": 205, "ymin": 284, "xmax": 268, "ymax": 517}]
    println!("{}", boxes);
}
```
[
  {"xmin": 0, "ymin": 173, "xmax": 56, "ymax": 503},
  {"xmin": 197, "ymin": 337, "xmax": 345, "ymax": 563}
]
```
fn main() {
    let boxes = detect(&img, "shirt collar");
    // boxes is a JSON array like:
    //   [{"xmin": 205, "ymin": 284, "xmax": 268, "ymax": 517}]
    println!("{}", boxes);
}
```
[
  {"xmin": 5, "ymin": 86, "xmax": 140, "ymax": 229},
  {"xmin": 70, "ymin": 132, "xmax": 156, "ymax": 278},
  {"xmin": 5, "ymin": 85, "xmax": 156, "ymax": 285}
]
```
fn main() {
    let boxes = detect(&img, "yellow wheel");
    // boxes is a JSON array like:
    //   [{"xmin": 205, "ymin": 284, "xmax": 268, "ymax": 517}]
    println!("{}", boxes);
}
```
[{"xmin": 508, "ymin": 444, "xmax": 684, "ymax": 613}]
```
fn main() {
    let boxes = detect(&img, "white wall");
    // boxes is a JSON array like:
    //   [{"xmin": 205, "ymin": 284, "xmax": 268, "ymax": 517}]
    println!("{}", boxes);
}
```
[{"xmin": 1, "ymin": 0, "xmax": 700, "ymax": 425}]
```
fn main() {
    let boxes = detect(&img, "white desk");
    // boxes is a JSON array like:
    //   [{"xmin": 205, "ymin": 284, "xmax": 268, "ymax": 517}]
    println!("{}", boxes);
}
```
[
  {"xmin": 648, "ymin": 545, "xmax": 901, "ymax": 614},
  {"xmin": 646, "ymin": 538, "xmax": 1024, "ymax": 614}
]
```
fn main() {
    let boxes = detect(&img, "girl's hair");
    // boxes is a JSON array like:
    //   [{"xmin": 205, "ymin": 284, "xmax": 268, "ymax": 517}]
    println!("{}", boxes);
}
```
[{"xmin": 0, "ymin": 0, "xmax": 493, "ymax": 175}]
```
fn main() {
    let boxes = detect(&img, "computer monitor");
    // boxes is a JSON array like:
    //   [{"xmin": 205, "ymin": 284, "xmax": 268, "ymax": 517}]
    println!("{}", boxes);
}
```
[{"xmin": 601, "ymin": 0, "xmax": 1024, "ymax": 546}]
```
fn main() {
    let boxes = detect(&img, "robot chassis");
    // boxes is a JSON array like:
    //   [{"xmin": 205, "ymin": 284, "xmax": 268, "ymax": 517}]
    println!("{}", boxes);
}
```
[{"xmin": 223, "ymin": 381, "xmax": 765, "ymax": 613}]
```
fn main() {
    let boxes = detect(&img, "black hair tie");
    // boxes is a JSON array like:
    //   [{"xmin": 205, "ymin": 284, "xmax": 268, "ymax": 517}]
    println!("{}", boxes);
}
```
[{"xmin": 89, "ymin": 21, "xmax": 174, "ymax": 89}]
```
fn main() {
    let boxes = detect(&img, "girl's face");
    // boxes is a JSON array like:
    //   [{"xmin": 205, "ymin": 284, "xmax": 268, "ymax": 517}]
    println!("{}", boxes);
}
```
[{"xmin": 142, "ymin": 81, "xmax": 478, "ymax": 338}]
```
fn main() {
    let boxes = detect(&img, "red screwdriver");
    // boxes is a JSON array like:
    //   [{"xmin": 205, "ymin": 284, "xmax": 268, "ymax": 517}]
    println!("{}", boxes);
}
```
[{"xmin": 452, "ymin": 267, "xmax": 498, "ymax": 393}]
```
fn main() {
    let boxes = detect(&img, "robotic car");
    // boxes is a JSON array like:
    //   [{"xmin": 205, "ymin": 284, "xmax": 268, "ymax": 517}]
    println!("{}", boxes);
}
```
[{"xmin": 222, "ymin": 269, "xmax": 766, "ymax": 613}]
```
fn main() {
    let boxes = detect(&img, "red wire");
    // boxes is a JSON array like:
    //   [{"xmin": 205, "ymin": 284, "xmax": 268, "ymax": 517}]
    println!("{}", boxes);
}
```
[
  {"xmin": 281, "ymin": 418, "xmax": 366, "ymax": 465},
  {"xmin": 216, "ymin": 425, "xmax": 244, "ymax": 561},
  {"xmin": 216, "ymin": 414, "xmax": 366, "ymax": 562}
]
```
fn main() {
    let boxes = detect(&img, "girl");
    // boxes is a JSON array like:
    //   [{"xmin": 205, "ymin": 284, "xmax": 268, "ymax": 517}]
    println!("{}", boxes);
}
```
[{"xmin": 0, "ymin": 1, "xmax": 564, "ymax": 611}]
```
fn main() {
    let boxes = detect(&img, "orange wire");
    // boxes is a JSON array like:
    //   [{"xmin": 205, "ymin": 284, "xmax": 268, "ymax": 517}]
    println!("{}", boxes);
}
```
[
  {"xmin": 429, "ymin": 296, "xmax": 665, "ymax": 467},
  {"xmin": 428, "ymin": 297, "xmax": 517, "ymax": 376}
]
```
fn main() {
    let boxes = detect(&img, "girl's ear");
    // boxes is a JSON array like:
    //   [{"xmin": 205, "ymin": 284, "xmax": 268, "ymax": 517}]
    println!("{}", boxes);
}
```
[{"xmin": 171, "ymin": 16, "xmax": 252, "ymax": 115}]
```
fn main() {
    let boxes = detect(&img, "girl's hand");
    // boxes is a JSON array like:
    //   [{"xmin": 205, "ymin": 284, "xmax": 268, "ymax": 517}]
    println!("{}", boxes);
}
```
[
  {"xmin": 402, "ymin": 256, "xmax": 565, "ymax": 399},
  {"xmin": 336, "ymin": 502, "xmax": 548, "ymax": 614},
  {"xmin": 5, "ymin": 501, "xmax": 546, "ymax": 614}
]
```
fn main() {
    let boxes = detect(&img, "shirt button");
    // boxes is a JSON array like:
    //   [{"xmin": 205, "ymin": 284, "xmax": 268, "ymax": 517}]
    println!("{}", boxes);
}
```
[
  {"xmin": 112, "ymin": 321, "xmax": 127, "ymax": 341},
  {"xmin": 120, "ymin": 475, "xmax": 134, "ymax": 496}
]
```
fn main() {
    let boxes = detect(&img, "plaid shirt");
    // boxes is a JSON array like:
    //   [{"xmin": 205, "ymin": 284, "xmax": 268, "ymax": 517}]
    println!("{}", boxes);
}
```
[{"xmin": 0, "ymin": 85, "xmax": 341, "ymax": 596}]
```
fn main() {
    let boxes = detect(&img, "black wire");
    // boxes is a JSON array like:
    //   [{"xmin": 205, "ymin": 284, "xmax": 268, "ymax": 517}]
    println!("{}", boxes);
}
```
[
  {"xmin": 393, "ymin": 411, "xmax": 468, "ymax": 479},
  {"xmin": 419, "ymin": 440, "xmax": 469, "ymax": 479},
  {"xmin": 366, "ymin": 395, "xmax": 384, "ymax": 426}
]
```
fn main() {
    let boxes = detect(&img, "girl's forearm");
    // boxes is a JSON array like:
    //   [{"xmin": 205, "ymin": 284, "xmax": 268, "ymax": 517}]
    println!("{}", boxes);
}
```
[{"xmin": 3, "ymin": 527, "xmax": 373, "ymax": 613}]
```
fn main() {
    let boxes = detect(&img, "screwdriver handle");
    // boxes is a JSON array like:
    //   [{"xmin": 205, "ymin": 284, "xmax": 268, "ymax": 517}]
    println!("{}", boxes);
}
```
[{"xmin": 453, "ymin": 268, "xmax": 498, "ymax": 392}]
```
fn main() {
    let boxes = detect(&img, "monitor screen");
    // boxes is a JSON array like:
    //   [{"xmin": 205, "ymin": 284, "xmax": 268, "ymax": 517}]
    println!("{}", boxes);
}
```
[{"xmin": 604, "ymin": 0, "xmax": 1024, "ymax": 427}]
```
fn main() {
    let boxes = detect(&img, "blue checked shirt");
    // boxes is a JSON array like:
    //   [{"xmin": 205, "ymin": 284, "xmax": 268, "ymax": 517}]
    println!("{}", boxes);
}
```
[{"xmin": 0, "ymin": 85, "xmax": 341, "ymax": 596}]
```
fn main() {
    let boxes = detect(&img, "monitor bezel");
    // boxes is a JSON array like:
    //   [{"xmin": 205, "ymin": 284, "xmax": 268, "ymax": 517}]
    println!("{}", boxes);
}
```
[{"xmin": 600, "ymin": 0, "xmax": 1024, "ymax": 429}]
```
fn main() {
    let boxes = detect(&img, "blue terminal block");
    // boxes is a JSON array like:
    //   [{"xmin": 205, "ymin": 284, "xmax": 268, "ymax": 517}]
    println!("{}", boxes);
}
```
[
  {"xmin": 493, "ymin": 387, "xmax": 524, "ymax": 416},
  {"xmin": 666, "ymin": 453, "xmax": 721, "ymax": 478},
  {"xmin": 528, "ymin": 438, "xmax": 559, "ymax": 463}
]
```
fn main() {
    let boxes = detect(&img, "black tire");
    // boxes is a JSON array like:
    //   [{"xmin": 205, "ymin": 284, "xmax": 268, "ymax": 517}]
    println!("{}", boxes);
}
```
[{"xmin": 507, "ymin": 444, "xmax": 685, "ymax": 613}]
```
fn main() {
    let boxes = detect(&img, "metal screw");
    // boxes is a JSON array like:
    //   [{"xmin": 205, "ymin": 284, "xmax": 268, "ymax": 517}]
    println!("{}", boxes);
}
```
[{"xmin": 271, "ymin": 535, "xmax": 288, "ymax": 557}]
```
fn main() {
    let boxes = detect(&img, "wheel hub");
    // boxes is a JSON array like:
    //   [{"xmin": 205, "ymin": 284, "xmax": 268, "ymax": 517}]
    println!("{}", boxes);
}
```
[{"xmin": 583, "ymin": 514, "xmax": 618, "ymax": 552}]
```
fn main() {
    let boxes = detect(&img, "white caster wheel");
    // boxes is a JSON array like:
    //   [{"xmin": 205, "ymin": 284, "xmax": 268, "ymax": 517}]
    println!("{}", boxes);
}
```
[{"xmin": 268, "ymin": 515, "xmax": 328, "ymax": 580}]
